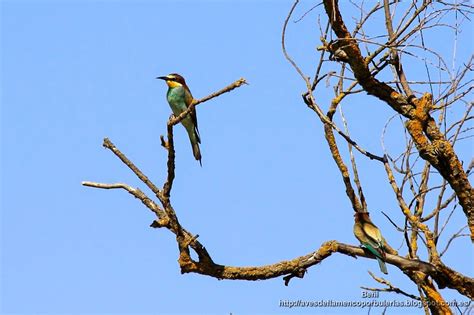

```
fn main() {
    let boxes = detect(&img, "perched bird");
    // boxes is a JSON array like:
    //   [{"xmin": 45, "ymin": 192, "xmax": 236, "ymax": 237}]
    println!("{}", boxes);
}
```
[
  {"xmin": 353, "ymin": 212, "xmax": 388, "ymax": 274},
  {"xmin": 157, "ymin": 73, "xmax": 201, "ymax": 165}
]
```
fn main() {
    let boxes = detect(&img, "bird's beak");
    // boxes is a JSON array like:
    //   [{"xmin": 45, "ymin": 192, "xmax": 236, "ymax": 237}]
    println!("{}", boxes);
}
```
[{"xmin": 156, "ymin": 76, "xmax": 168, "ymax": 80}]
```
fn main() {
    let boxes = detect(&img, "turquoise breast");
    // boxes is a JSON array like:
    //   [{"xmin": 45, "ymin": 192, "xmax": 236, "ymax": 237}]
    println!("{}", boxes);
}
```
[{"xmin": 166, "ymin": 86, "xmax": 187, "ymax": 116}]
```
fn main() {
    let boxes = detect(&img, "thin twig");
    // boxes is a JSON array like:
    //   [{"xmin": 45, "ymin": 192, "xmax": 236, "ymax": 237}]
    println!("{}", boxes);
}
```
[
  {"xmin": 81, "ymin": 181, "xmax": 167, "ymax": 221},
  {"xmin": 440, "ymin": 225, "xmax": 468, "ymax": 257},
  {"xmin": 362, "ymin": 271, "xmax": 421, "ymax": 300},
  {"xmin": 103, "ymin": 138, "xmax": 162, "ymax": 198},
  {"xmin": 169, "ymin": 78, "xmax": 248, "ymax": 127}
]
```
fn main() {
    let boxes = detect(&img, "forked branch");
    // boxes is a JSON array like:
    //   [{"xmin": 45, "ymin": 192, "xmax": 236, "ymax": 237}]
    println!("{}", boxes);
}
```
[{"xmin": 82, "ymin": 133, "xmax": 473, "ymax": 298}]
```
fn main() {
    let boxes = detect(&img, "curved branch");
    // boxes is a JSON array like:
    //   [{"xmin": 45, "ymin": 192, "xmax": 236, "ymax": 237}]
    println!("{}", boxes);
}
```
[{"xmin": 83, "ymin": 141, "xmax": 474, "ymax": 299}]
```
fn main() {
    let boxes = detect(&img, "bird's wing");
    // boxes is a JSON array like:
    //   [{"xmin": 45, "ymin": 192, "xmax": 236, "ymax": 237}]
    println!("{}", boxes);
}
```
[
  {"xmin": 362, "ymin": 221, "xmax": 385, "ymax": 253},
  {"xmin": 184, "ymin": 86, "xmax": 194, "ymax": 107},
  {"xmin": 364, "ymin": 243, "xmax": 384, "ymax": 261},
  {"xmin": 184, "ymin": 86, "xmax": 200, "ymax": 142},
  {"xmin": 355, "ymin": 222, "xmax": 383, "ymax": 259},
  {"xmin": 353, "ymin": 223, "xmax": 365, "ymax": 244}
]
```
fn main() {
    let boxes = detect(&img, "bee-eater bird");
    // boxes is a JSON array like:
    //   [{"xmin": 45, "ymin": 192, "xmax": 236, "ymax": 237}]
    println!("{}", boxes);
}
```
[
  {"xmin": 353, "ymin": 212, "xmax": 388, "ymax": 274},
  {"xmin": 156, "ymin": 73, "xmax": 201, "ymax": 165}
]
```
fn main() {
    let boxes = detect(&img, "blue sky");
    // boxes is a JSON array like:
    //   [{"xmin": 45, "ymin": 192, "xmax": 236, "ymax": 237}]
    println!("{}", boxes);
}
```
[{"xmin": 1, "ymin": 1, "xmax": 472, "ymax": 314}]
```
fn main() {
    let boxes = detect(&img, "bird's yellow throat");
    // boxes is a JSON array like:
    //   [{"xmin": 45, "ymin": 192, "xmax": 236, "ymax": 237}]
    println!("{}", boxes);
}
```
[{"xmin": 166, "ymin": 80, "xmax": 183, "ymax": 88}]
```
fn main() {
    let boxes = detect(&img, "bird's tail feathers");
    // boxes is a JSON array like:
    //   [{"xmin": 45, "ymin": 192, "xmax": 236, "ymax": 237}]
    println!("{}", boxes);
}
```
[
  {"xmin": 376, "ymin": 257, "xmax": 388, "ymax": 274},
  {"xmin": 195, "ymin": 126, "xmax": 201, "ymax": 144},
  {"xmin": 189, "ymin": 129, "xmax": 202, "ymax": 166},
  {"xmin": 192, "ymin": 141, "xmax": 202, "ymax": 166},
  {"xmin": 184, "ymin": 123, "xmax": 202, "ymax": 166},
  {"xmin": 366, "ymin": 243, "xmax": 388, "ymax": 274},
  {"xmin": 365, "ymin": 244, "xmax": 383, "ymax": 260}
]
